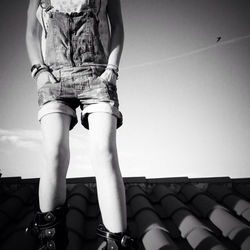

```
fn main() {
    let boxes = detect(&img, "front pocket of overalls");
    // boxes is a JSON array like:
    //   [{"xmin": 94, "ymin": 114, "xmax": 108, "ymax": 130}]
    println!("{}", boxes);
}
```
[
  {"xmin": 36, "ymin": 69, "xmax": 61, "ymax": 90},
  {"xmin": 37, "ymin": 82, "xmax": 62, "ymax": 106},
  {"xmin": 78, "ymin": 77, "xmax": 108, "ymax": 101},
  {"xmin": 37, "ymin": 71, "xmax": 62, "ymax": 107},
  {"xmin": 94, "ymin": 77, "xmax": 119, "ymax": 104},
  {"xmin": 106, "ymin": 81, "xmax": 119, "ymax": 106}
]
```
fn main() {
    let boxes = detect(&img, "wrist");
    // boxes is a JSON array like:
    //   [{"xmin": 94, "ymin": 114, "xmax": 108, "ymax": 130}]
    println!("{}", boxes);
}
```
[
  {"xmin": 106, "ymin": 64, "xmax": 119, "ymax": 72},
  {"xmin": 31, "ymin": 64, "xmax": 49, "ymax": 79},
  {"xmin": 106, "ymin": 64, "xmax": 119, "ymax": 79},
  {"xmin": 33, "ymin": 68, "xmax": 49, "ymax": 80},
  {"xmin": 106, "ymin": 68, "xmax": 119, "ymax": 80}
]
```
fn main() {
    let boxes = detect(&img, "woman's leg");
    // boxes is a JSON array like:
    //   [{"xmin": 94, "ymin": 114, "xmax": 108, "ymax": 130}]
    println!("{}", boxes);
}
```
[
  {"xmin": 88, "ymin": 112, "xmax": 127, "ymax": 233},
  {"xmin": 39, "ymin": 113, "xmax": 71, "ymax": 212}
]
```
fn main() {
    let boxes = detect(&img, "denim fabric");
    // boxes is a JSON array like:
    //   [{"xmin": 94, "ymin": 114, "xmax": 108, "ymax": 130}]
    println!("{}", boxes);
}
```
[
  {"xmin": 38, "ymin": 66, "xmax": 119, "ymax": 108},
  {"xmin": 37, "ymin": 0, "xmax": 122, "ymax": 129},
  {"xmin": 42, "ymin": 0, "xmax": 107, "ymax": 69},
  {"xmin": 37, "ymin": 66, "xmax": 122, "ymax": 129}
]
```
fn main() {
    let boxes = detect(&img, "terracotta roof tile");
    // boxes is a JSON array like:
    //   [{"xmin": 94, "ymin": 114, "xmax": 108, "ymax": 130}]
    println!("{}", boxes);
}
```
[
  {"xmin": 208, "ymin": 184, "xmax": 233, "ymax": 201},
  {"xmin": 233, "ymin": 183, "xmax": 250, "ymax": 201},
  {"xmin": 208, "ymin": 184, "xmax": 250, "ymax": 222},
  {"xmin": 186, "ymin": 229, "xmax": 226, "ymax": 250},
  {"xmin": 1, "ymin": 177, "xmax": 250, "ymax": 250},
  {"xmin": 180, "ymin": 183, "xmax": 203, "ymax": 202},
  {"xmin": 127, "ymin": 186, "xmax": 178, "ymax": 249},
  {"xmin": 0, "ymin": 186, "xmax": 34, "ymax": 233}
]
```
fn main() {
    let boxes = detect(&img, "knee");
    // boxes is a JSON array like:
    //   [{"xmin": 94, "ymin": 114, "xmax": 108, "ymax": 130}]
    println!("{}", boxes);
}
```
[
  {"xmin": 44, "ymin": 143, "xmax": 70, "ymax": 169},
  {"xmin": 90, "ymin": 140, "xmax": 117, "ymax": 165}
]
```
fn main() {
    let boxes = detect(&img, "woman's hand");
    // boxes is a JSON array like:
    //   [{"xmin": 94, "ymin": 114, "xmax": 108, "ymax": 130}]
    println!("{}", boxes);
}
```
[
  {"xmin": 99, "ymin": 69, "xmax": 118, "ymax": 85},
  {"xmin": 36, "ymin": 71, "xmax": 58, "ymax": 90}
]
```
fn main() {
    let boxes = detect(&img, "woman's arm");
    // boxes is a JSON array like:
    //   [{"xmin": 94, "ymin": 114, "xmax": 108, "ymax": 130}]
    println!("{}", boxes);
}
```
[
  {"xmin": 107, "ymin": 0, "xmax": 124, "ymax": 68},
  {"xmin": 100, "ymin": 0, "xmax": 124, "ymax": 83},
  {"xmin": 26, "ymin": 0, "xmax": 57, "ymax": 86},
  {"xmin": 26, "ymin": 0, "xmax": 43, "ymax": 65}
]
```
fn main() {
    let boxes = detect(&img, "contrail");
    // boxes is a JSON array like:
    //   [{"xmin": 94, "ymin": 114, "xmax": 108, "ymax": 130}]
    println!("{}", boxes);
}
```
[{"xmin": 121, "ymin": 34, "xmax": 250, "ymax": 71}]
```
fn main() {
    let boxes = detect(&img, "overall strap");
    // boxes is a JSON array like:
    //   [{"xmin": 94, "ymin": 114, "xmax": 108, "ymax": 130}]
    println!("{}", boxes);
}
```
[{"xmin": 40, "ymin": 0, "xmax": 53, "ymax": 39}]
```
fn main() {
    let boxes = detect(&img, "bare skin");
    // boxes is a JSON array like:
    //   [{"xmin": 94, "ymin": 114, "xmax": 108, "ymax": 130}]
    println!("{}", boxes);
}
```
[{"xmin": 26, "ymin": 0, "xmax": 126, "ymax": 233}]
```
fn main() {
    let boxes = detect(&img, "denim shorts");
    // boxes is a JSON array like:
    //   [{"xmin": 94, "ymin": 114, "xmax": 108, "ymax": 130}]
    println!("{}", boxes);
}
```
[{"xmin": 37, "ymin": 65, "xmax": 123, "ymax": 130}]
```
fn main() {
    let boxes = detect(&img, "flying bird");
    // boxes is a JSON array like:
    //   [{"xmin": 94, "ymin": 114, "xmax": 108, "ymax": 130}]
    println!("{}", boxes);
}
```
[{"xmin": 216, "ymin": 36, "xmax": 222, "ymax": 42}]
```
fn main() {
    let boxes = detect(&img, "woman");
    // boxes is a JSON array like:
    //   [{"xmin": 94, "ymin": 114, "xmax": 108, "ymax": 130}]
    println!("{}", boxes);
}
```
[{"xmin": 26, "ymin": 0, "xmax": 137, "ymax": 249}]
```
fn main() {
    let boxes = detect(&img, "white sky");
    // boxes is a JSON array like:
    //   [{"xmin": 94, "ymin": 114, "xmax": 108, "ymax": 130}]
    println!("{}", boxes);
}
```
[{"xmin": 0, "ymin": 0, "xmax": 250, "ymax": 178}]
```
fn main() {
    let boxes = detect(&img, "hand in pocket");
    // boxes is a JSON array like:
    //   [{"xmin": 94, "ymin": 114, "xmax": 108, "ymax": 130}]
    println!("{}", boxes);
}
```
[
  {"xmin": 36, "ymin": 71, "xmax": 58, "ymax": 90},
  {"xmin": 99, "ymin": 69, "xmax": 117, "ymax": 86}
]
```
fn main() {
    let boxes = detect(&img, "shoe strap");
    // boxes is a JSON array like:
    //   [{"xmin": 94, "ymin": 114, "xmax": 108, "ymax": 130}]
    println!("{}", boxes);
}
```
[{"xmin": 97, "ymin": 224, "xmax": 136, "ymax": 248}]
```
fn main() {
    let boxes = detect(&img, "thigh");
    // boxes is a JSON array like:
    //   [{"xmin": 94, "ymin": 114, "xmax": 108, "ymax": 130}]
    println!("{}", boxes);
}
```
[
  {"xmin": 40, "ymin": 113, "xmax": 71, "ymax": 149},
  {"xmin": 88, "ymin": 112, "xmax": 117, "ymax": 149}
]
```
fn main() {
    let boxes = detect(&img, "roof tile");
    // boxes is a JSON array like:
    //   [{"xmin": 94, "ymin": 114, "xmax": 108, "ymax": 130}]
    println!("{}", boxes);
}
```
[
  {"xmin": 180, "ymin": 183, "xmax": 203, "ymax": 202},
  {"xmin": 127, "ymin": 186, "xmax": 178, "ymax": 249},
  {"xmin": 233, "ymin": 184, "xmax": 250, "ymax": 201},
  {"xmin": 186, "ymin": 229, "xmax": 227, "ymax": 250},
  {"xmin": 208, "ymin": 184, "xmax": 233, "ymax": 201},
  {"xmin": 209, "ymin": 184, "xmax": 250, "ymax": 222},
  {"xmin": 0, "ymin": 186, "xmax": 34, "ymax": 233},
  {"xmin": 142, "ymin": 227, "xmax": 179, "ymax": 250}
]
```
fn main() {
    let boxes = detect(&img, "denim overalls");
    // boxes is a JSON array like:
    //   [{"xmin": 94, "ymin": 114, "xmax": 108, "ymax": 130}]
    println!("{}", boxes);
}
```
[{"xmin": 37, "ymin": 0, "xmax": 122, "ymax": 130}]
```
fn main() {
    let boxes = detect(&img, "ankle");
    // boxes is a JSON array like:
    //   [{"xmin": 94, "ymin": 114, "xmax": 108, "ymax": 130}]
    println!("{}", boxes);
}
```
[
  {"xmin": 97, "ymin": 224, "xmax": 139, "ymax": 250},
  {"xmin": 26, "ymin": 203, "xmax": 69, "ymax": 250}
]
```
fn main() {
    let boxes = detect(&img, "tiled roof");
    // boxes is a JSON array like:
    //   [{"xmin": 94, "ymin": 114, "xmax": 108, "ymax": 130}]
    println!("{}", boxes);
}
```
[{"xmin": 1, "ymin": 176, "xmax": 250, "ymax": 250}]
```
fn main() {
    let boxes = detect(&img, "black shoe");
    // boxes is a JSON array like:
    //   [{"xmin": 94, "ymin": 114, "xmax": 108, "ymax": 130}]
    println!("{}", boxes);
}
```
[
  {"xmin": 26, "ymin": 204, "xmax": 68, "ymax": 250},
  {"xmin": 96, "ymin": 224, "xmax": 141, "ymax": 250}
]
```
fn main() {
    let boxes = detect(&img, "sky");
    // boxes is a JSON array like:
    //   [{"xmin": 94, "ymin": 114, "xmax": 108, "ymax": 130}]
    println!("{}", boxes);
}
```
[{"xmin": 0, "ymin": 0, "xmax": 250, "ymax": 179}]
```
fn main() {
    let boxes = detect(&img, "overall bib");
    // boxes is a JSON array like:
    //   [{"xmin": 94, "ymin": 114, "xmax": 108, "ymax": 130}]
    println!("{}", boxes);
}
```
[{"xmin": 41, "ymin": 0, "xmax": 107, "ymax": 69}]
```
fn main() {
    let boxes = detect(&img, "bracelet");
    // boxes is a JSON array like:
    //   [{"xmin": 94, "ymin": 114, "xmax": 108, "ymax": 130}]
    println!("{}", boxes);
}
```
[
  {"xmin": 31, "ymin": 64, "xmax": 49, "ymax": 79},
  {"xmin": 107, "ymin": 64, "xmax": 119, "ymax": 72},
  {"xmin": 33, "ymin": 68, "xmax": 49, "ymax": 80},
  {"xmin": 31, "ymin": 64, "xmax": 41, "ymax": 72},
  {"xmin": 106, "ymin": 64, "xmax": 119, "ymax": 79},
  {"xmin": 31, "ymin": 63, "xmax": 48, "ymax": 73}
]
